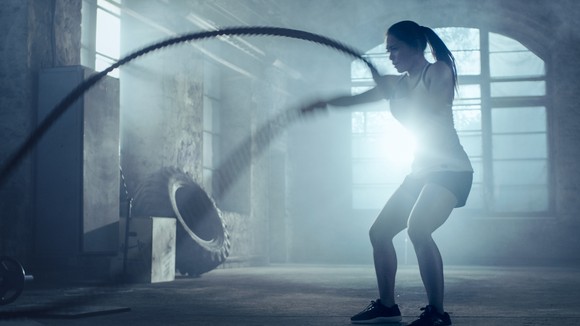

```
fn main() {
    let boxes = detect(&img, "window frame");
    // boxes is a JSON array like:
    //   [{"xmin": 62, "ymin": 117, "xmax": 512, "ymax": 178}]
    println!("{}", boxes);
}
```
[{"xmin": 81, "ymin": 0, "xmax": 121, "ymax": 77}]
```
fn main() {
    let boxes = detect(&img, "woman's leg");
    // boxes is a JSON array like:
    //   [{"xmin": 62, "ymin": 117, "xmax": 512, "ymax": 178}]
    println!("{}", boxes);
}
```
[
  {"xmin": 369, "ymin": 185, "xmax": 419, "ymax": 307},
  {"xmin": 406, "ymin": 183, "xmax": 457, "ymax": 314}
]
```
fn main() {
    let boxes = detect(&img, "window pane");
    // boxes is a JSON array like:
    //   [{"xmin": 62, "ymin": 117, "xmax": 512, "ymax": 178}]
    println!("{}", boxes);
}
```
[
  {"xmin": 492, "ymin": 134, "xmax": 547, "ymax": 159},
  {"xmin": 493, "ymin": 162, "xmax": 549, "ymax": 212},
  {"xmin": 435, "ymin": 27, "xmax": 480, "ymax": 75},
  {"xmin": 353, "ymin": 185, "xmax": 396, "ymax": 210},
  {"xmin": 204, "ymin": 62, "xmax": 221, "ymax": 99},
  {"xmin": 96, "ymin": 8, "xmax": 120, "ymax": 59},
  {"xmin": 367, "ymin": 54, "xmax": 397, "ymax": 76},
  {"xmin": 454, "ymin": 109, "xmax": 481, "ymax": 131},
  {"xmin": 490, "ymin": 52, "xmax": 545, "ymax": 78},
  {"xmin": 492, "ymin": 107, "xmax": 546, "ymax": 133},
  {"xmin": 212, "ymin": 134, "xmax": 220, "ymax": 166},
  {"xmin": 470, "ymin": 159, "xmax": 484, "ymax": 183},
  {"xmin": 352, "ymin": 55, "xmax": 397, "ymax": 80},
  {"xmin": 98, "ymin": 0, "xmax": 121, "ymax": 15},
  {"xmin": 203, "ymin": 132, "xmax": 213, "ymax": 167},
  {"xmin": 464, "ymin": 183, "xmax": 484, "ymax": 210},
  {"xmin": 352, "ymin": 112, "xmax": 365, "ymax": 133},
  {"xmin": 454, "ymin": 84, "xmax": 481, "ymax": 134},
  {"xmin": 95, "ymin": 54, "xmax": 118, "ymax": 78},
  {"xmin": 459, "ymin": 133, "xmax": 482, "ymax": 157},
  {"xmin": 352, "ymin": 86, "xmax": 374, "ymax": 96},
  {"xmin": 366, "ymin": 111, "xmax": 390, "ymax": 133},
  {"xmin": 203, "ymin": 168, "xmax": 213, "ymax": 193},
  {"xmin": 493, "ymin": 185, "xmax": 548, "ymax": 212},
  {"xmin": 455, "ymin": 50, "xmax": 481, "ymax": 76},
  {"xmin": 366, "ymin": 43, "xmax": 398, "ymax": 74},
  {"xmin": 353, "ymin": 160, "xmax": 406, "ymax": 184},
  {"xmin": 212, "ymin": 101, "xmax": 221, "ymax": 132},
  {"xmin": 436, "ymin": 27, "xmax": 480, "ymax": 52},
  {"xmin": 351, "ymin": 60, "xmax": 370, "ymax": 80},
  {"xmin": 491, "ymin": 81, "xmax": 546, "ymax": 97},
  {"xmin": 493, "ymin": 160, "xmax": 548, "ymax": 185},
  {"xmin": 203, "ymin": 96, "xmax": 213, "ymax": 131},
  {"xmin": 489, "ymin": 32, "xmax": 527, "ymax": 52},
  {"xmin": 456, "ymin": 84, "xmax": 481, "ymax": 99},
  {"xmin": 352, "ymin": 134, "xmax": 386, "ymax": 158},
  {"xmin": 489, "ymin": 32, "xmax": 544, "ymax": 77}
]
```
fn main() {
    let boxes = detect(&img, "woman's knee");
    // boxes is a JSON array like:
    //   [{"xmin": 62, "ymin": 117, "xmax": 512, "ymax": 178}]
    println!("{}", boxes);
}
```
[
  {"xmin": 369, "ymin": 222, "xmax": 401, "ymax": 248},
  {"xmin": 406, "ymin": 223, "xmax": 433, "ymax": 247},
  {"xmin": 368, "ymin": 225, "xmax": 383, "ymax": 247}
]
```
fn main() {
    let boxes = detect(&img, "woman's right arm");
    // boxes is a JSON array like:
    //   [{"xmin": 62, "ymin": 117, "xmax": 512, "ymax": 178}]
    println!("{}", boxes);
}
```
[
  {"xmin": 328, "ymin": 85, "xmax": 387, "ymax": 107},
  {"xmin": 302, "ymin": 75, "xmax": 397, "ymax": 114}
]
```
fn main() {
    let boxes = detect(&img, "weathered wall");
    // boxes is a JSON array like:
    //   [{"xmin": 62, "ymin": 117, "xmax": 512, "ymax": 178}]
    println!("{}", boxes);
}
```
[{"xmin": 0, "ymin": 0, "xmax": 81, "ymax": 264}]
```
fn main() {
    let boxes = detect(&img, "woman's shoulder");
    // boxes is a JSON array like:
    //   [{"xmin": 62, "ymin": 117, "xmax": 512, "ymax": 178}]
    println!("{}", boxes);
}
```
[
  {"xmin": 426, "ymin": 61, "xmax": 452, "ymax": 76},
  {"xmin": 425, "ymin": 61, "xmax": 453, "ymax": 86}
]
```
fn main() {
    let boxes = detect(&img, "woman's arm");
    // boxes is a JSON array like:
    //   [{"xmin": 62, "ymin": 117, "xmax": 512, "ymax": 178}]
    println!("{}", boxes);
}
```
[
  {"xmin": 328, "ymin": 86, "xmax": 386, "ymax": 107},
  {"xmin": 302, "ymin": 74, "xmax": 398, "ymax": 113},
  {"xmin": 424, "ymin": 61, "xmax": 455, "ymax": 107}
]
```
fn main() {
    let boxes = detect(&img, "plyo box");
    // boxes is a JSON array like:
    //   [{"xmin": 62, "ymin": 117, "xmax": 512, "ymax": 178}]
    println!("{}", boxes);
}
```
[{"xmin": 119, "ymin": 217, "xmax": 176, "ymax": 283}]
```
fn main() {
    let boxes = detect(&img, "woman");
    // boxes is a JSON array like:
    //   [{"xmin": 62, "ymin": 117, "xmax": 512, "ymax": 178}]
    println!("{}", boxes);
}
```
[{"xmin": 303, "ymin": 21, "xmax": 473, "ymax": 325}]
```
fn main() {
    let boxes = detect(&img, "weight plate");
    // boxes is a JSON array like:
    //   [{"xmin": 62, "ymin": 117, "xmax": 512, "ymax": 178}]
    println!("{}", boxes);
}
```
[{"xmin": 0, "ymin": 257, "xmax": 25, "ymax": 305}]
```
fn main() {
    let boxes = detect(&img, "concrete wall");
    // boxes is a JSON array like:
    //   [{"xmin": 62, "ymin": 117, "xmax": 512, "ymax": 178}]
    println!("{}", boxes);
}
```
[{"xmin": 0, "ymin": 0, "xmax": 81, "ymax": 265}]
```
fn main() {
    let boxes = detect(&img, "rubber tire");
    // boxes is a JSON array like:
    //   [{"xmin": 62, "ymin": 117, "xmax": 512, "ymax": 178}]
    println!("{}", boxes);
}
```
[{"xmin": 132, "ymin": 167, "xmax": 230, "ymax": 276}]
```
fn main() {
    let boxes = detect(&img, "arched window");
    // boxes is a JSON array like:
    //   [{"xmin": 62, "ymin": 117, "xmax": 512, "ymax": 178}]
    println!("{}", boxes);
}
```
[{"xmin": 351, "ymin": 27, "xmax": 549, "ymax": 216}]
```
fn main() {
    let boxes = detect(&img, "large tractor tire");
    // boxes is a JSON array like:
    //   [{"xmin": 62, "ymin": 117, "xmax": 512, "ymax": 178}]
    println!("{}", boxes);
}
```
[{"xmin": 132, "ymin": 167, "xmax": 230, "ymax": 276}]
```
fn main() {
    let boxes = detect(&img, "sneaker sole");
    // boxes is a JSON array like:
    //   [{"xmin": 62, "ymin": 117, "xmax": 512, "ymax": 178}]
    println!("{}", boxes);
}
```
[{"xmin": 351, "ymin": 316, "xmax": 403, "ymax": 324}]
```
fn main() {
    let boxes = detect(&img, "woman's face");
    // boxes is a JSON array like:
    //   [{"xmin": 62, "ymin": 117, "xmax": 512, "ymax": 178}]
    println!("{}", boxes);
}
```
[{"xmin": 386, "ymin": 34, "xmax": 422, "ymax": 74}]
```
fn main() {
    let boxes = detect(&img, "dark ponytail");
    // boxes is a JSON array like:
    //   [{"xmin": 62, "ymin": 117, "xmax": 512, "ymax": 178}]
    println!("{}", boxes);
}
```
[
  {"xmin": 387, "ymin": 21, "xmax": 458, "ymax": 89},
  {"xmin": 421, "ymin": 26, "xmax": 458, "ymax": 89}
]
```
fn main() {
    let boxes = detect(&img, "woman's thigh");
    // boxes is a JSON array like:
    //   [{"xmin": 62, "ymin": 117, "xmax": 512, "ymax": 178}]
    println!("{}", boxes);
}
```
[
  {"xmin": 370, "ymin": 181, "xmax": 422, "ymax": 240},
  {"xmin": 407, "ymin": 183, "xmax": 457, "ymax": 239}
]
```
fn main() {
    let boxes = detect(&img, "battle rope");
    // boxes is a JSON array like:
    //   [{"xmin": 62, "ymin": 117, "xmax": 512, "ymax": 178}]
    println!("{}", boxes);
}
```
[
  {"xmin": 216, "ymin": 103, "xmax": 309, "ymax": 197},
  {"xmin": 0, "ymin": 26, "xmax": 380, "ymax": 188}
]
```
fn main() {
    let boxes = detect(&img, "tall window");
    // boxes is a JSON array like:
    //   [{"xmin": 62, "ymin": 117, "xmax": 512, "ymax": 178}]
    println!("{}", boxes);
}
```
[
  {"xmin": 81, "ymin": 0, "xmax": 121, "ymax": 77},
  {"xmin": 351, "ymin": 28, "xmax": 549, "ymax": 216},
  {"xmin": 202, "ymin": 61, "xmax": 222, "ymax": 195}
]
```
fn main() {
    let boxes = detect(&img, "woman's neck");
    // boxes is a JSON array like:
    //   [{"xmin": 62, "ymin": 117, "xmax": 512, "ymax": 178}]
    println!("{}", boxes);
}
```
[{"xmin": 407, "ymin": 59, "xmax": 428, "ymax": 78}]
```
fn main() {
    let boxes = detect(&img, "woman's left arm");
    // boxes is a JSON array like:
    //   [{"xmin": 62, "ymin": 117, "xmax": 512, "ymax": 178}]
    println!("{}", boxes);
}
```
[{"xmin": 425, "ymin": 61, "xmax": 455, "ymax": 107}]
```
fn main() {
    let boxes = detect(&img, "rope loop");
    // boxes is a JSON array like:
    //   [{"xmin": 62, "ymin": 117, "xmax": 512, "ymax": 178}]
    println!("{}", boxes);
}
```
[{"xmin": 0, "ymin": 26, "xmax": 380, "ymax": 186}]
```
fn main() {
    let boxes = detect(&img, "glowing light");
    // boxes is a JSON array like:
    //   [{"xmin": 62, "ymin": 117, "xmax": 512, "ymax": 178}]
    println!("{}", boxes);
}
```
[{"xmin": 381, "ymin": 113, "xmax": 416, "ymax": 167}]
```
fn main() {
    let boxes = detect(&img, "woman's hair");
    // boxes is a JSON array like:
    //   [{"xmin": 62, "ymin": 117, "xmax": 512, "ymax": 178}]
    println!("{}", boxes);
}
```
[{"xmin": 387, "ymin": 20, "xmax": 458, "ymax": 88}]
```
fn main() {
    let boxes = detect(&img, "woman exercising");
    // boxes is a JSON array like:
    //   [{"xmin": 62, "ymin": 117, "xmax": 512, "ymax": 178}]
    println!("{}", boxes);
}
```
[{"xmin": 303, "ymin": 20, "xmax": 473, "ymax": 326}]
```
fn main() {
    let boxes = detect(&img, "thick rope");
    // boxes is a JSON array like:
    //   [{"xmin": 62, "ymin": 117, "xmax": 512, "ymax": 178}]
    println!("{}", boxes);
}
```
[{"xmin": 0, "ymin": 26, "xmax": 380, "ymax": 187}]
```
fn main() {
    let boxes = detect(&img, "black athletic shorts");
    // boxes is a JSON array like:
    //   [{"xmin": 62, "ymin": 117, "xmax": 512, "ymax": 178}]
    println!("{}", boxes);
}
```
[{"xmin": 400, "ymin": 171, "xmax": 473, "ymax": 208}]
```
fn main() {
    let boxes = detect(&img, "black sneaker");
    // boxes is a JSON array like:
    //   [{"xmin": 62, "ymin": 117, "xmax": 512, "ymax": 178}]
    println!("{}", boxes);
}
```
[
  {"xmin": 350, "ymin": 299, "xmax": 402, "ymax": 324},
  {"xmin": 408, "ymin": 305, "xmax": 452, "ymax": 326}
]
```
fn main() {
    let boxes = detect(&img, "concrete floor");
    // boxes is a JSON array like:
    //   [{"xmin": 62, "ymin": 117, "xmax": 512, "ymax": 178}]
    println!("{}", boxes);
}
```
[{"xmin": 1, "ymin": 264, "xmax": 579, "ymax": 325}]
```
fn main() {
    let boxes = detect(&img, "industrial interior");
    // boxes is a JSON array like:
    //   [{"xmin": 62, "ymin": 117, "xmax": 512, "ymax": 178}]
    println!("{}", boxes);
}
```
[{"xmin": 1, "ymin": 0, "xmax": 580, "ymax": 325}]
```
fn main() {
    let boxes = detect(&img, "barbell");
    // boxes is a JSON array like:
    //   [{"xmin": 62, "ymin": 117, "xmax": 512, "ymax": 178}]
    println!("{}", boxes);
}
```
[{"xmin": 0, "ymin": 257, "xmax": 33, "ymax": 305}]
